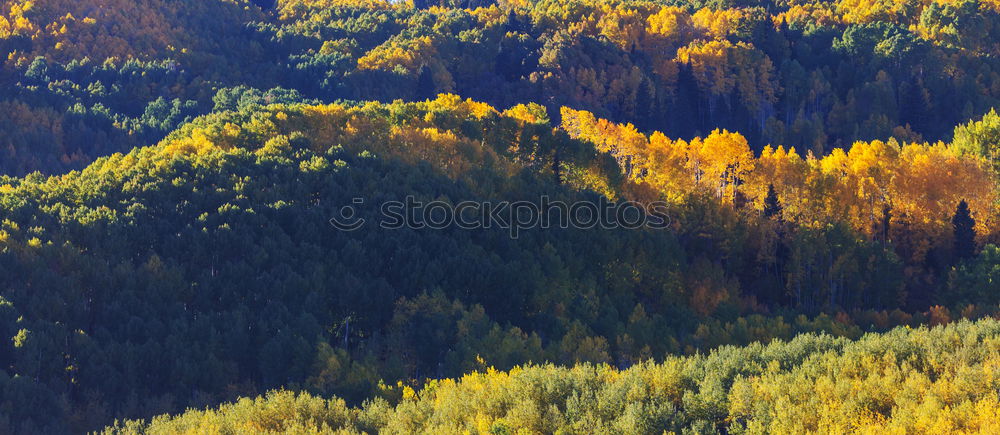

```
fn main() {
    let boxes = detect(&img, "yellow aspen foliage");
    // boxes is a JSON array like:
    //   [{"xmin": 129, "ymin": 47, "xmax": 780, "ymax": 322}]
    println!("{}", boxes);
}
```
[
  {"xmin": 560, "ymin": 106, "xmax": 649, "ymax": 177},
  {"xmin": 676, "ymin": 40, "xmax": 737, "ymax": 97},
  {"xmin": 558, "ymin": 105, "xmax": 998, "ymax": 246},
  {"xmin": 747, "ymin": 145, "xmax": 809, "ymax": 217},
  {"xmin": 891, "ymin": 142, "xmax": 997, "ymax": 247},
  {"xmin": 642, "ymin": 6, "xmax": 694, "ymax": 84},
  {"xmin": 559, "ymin": 107, "xmax": 603, "ymax": 150},
  {"xmin": 159, "ymin": 129, "xmax": 219, "ymax": 157},
  {"xmin": 691, "ymin": 7, "xmax": 743, "ymax": 40},
  {"xmin": 357, "ymin": 35, "xmax": 436, "ymax": 73},
  {"xmin": 775, "ymin": 4, "xmax": 842, "ymax": 27},
  {"xmin": 841, "ymin": 139, "xmax": 900, "ymax": 235},
  {"xmin": 0, "ymin": 0, "xmax": 264, "ymax": 62},
  {"xmin": 296, "ymin": 104, "xmax": 352, "ymax": 148},
  {"xmin": 676, "ymin": 40, "xmax": 778, "ymax": 113},
  {"xmin": 643, "ymin": 132, "xmax": 693, "ymax": 201},
  {"xmin": 980, "ymin": 0, "xmax": 1000, "ymax": 13},
  {"xmin": 689, "ymin": 129, "xmax": 755, "ymax": 202},
  {"xmin": 502, "ymin": 103, "xmax": 549, "ymax": 125},
  {"xmin": 116, "ymin": 320, "xmax": 1000, "ymax": 434},
  {"xmin": 645, "ymin": 6, "xmax": 696, "ymax": 40},
  {"xmin": 424, "ymin": 94, "xmax": 497, "ymax": 120},
  {"xmin": 277, "ymin": 0, "xmax": 396, "ymax": 22},
  {"xmin": 596, "ymin": 5, "xmax": 646, "ymax": 51}
]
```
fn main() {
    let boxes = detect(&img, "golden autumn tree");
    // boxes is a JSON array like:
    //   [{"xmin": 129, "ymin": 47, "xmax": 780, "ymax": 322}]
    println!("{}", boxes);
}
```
[
  {"xmin": 746, "ymin": 145, "xmax": 810, "ymax": 219},
  {"xmin": 889, "ymin": 142, "xmax": 997, "ymax": 261},
  {"xmin": 560, "ymin": 106, "xmax": 649, "ymax": 177},
  {"xmin": 642, "ymin": 131, "xmax": 693, "ymax": 201},
  {"xmin": 689, "ymin": 129, "xmax": 755, "ymax": 204},
  {"xmin": 596, "ymin": 4, "xmax": 647, "ymax": 52}
]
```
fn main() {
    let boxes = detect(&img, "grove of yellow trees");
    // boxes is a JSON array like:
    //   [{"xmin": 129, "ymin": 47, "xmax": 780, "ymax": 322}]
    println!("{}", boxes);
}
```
[{"xmin": 561, "ymin": 106, "xmax": 998, "ymax": 262}]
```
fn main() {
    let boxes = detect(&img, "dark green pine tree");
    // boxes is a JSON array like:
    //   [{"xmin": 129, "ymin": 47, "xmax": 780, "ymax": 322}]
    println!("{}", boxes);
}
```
[
  {"xmin": 763, "ymin": 184, "xmax": 782, "ymax": 220},
  {"xmin": 634, "ymin": 78, "xmax": 653, "ymax": 127},
  {"xmin": 416, "ymin": 66, "xmax": 437, "ymax": 100},
  {"xmin": 953, "ymin": 200, "xmax": 977, "ymax": 261}
]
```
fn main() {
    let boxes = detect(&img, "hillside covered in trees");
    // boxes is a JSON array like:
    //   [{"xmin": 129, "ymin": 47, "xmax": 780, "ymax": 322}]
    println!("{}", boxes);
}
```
[
  {"xmin": 0, "ymin": 95, "xmax": 997, "ymax": 433},
  {"xmin": 103, "ymin": 319, "xmax": 1000, "ymax": 434},
  {"xmin": 0, "ymin": 0, "xmax": 999, "ymax": 433},
  {"xmin": 7, "ymin": 0, "xmax": 1000, "ymax": 175}
]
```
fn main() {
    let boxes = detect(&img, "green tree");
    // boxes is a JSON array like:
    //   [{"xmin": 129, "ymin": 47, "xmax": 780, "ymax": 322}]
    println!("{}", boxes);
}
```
[
  {"xmin": 953, "ymin": 109, "xmax": 1000, "ymax": 170},
  {"xmin": 953, "ymin": 200, "xmax": 977, "ymax": 261},
  {"xmin": 763, "ymin": 183, "xmax": 782, "ymax": 220}
]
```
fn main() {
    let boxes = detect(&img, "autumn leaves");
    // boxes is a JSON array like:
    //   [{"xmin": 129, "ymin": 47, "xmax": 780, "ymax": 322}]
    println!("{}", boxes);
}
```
[{"xmin": 561, "ymin": 106, "xmax": 997, "ymax": 263}]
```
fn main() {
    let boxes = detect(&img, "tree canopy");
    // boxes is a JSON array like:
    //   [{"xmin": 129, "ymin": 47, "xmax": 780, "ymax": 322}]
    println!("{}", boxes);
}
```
[{"xmin": 1, "ymin": 0, "xmax": 1000, "ymax": 433}]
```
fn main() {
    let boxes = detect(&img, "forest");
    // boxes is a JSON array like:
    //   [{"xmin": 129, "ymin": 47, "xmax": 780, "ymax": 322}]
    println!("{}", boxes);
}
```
[
  {"xmin": 0, "ymin": 0, "xmax": 997, "ymax": 433},
  {"xmin": 103, "ymin": 319, "xmax": 1000, "ymax": 434}
]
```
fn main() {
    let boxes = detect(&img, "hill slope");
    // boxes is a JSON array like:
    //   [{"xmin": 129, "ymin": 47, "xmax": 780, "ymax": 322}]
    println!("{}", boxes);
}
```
[
  {"xmin": 103, "ymin": 318, "xmax": 1000, "ymax": 434},
  {"xmin": 0, "ymin": 96, "xmax": 688, "ymax": 432},
  {"xmin": 0, "ymin": 95, "xmax": 998, "ymax": 433},
  {"xmin": 8, "ymin": 0, "xmax": 1000, "ymax": 176}
]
